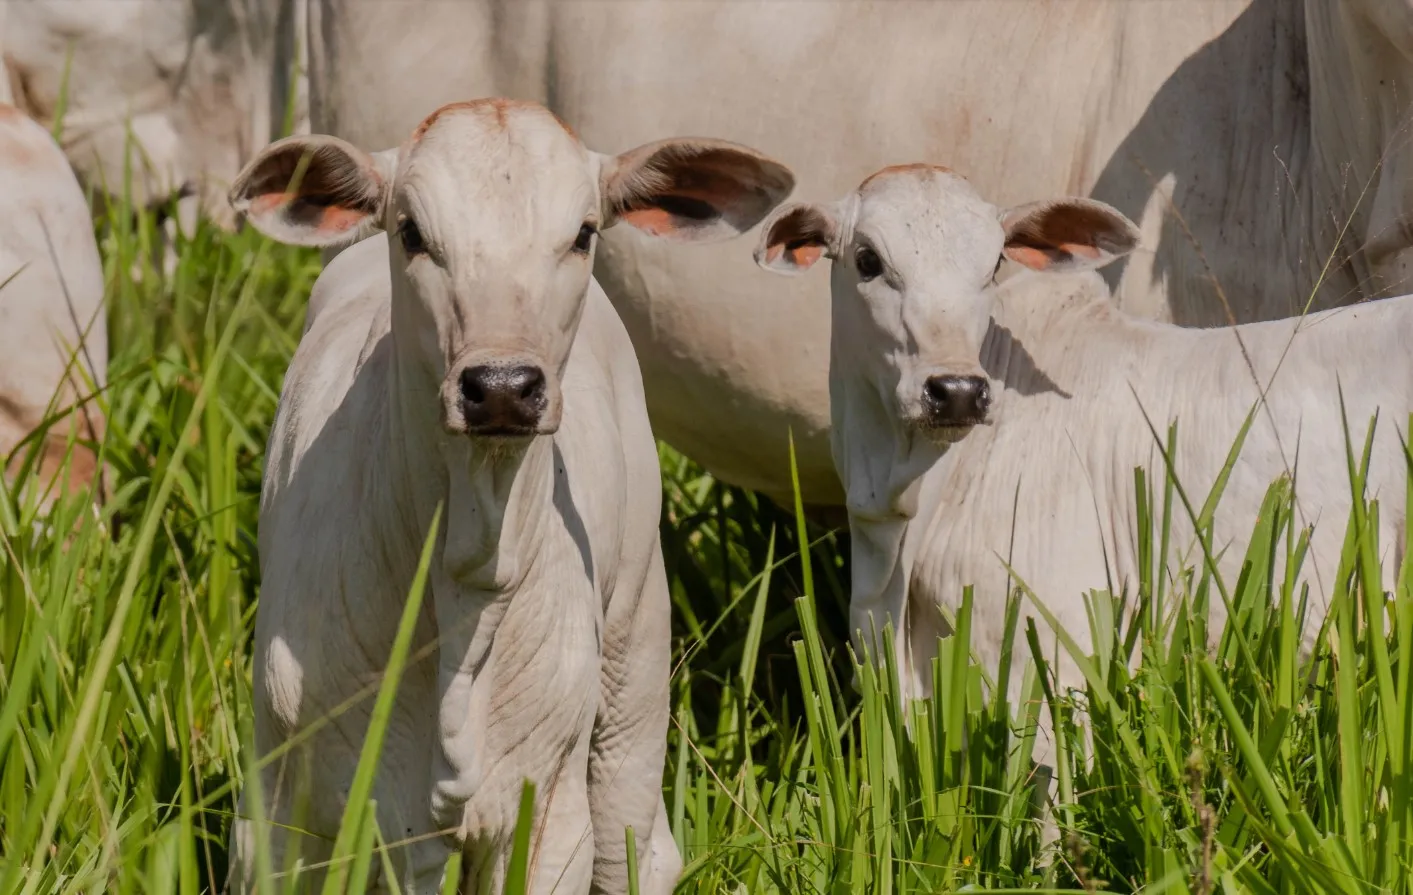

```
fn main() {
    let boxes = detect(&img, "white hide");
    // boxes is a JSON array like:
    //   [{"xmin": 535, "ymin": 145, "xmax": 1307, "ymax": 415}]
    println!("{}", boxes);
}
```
[
  {"xmin": 0, "ymin": 103, "xmax": 106, "ymax": 503},
  {"xmin": 758, "ymin": 165, "xmax": 1412, "ymax": 766},
  {"xmin": 307, "ymin": 0, "xmax": 1413, "ymax": 509},
  {"xmin": 0, "ymin": 0, "xmax": 308, "ymax": 227},
  {"xmin": 226, "ymin": 100, "xmax": 793, "ymax": 894}
]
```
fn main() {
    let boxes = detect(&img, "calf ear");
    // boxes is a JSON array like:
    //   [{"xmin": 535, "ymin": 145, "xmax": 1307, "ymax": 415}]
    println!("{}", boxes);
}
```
[
  {"xmin": 753, "ymin": 202, "xmax": 839, "ymax": 275},
  {"xmin": 1000, "ymin": 198, "xmax": 1140, "ymax": 272},
  {"xmin": 599, "ymin": 138, "xmax": 795, "ymax": 243},
  {"xmin": 229, "ymin": 135, "xmax": 395, "ymax": 247}
]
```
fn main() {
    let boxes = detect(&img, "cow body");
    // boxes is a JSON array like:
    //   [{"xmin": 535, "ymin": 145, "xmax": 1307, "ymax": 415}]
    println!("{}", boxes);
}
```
[
  {"xmin": 758, "ymin": 165, "xmax": 1410, "ymax": 763},
  {"xmin": 226, "ymin": 100, "xmax": 792, "ymax": 893},
  {"xmin": 0, "ymin": 103, "xmax": 105, "ymax": 502},
  {"xmin": 306, "ymin": 0, "xmax": 1413, "ymax": 507},
  {"xmin": 238, "ymin": 235, "xmax": 675, "ymax": 892},
  {"xmin": 1, "ymin": 0, "xmax": 307, "ymax": 226},
  {"xmin": 868, "ymin": 272, "xmax": 1408, "ymax": 705}
]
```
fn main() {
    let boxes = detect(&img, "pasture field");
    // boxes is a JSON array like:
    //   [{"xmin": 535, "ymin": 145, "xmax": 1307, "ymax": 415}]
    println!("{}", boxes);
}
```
[{"xmin": 1, "ymin": 194, "xmax": 1411, "ymax": 895}]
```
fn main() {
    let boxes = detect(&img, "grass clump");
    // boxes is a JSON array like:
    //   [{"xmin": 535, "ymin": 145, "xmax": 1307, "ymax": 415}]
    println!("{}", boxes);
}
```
[{"xmin": 0, "ymin": 192, "xmax": 1409, "ymax": 894}]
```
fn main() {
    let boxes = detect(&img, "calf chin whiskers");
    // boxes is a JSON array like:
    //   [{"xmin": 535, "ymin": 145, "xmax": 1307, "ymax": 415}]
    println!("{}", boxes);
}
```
[
  {"xmin": 471, "ymin": 432, "xmax": 537, "ymax": 465},
  {"xmin": 918, "ymin": 417, "xmax": 991, "ymax": 446}
]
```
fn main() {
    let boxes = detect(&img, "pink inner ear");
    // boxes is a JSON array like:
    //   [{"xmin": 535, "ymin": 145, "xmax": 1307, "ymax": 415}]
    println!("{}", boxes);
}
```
[
  {"xmin": 621, "ymin": 206, "xmax": 678, "ymax": 237},
  {"xmin": 250, "ymin": 190, "xmax": 368, "ymax": 236},
  {"xmin": 318, "ymin": 205, "xmax": 368, "ymax": 235},
  {"xmin": 1060, "ymin": 242, "xmax": 1102, "ymax": 260},
  {"xmin": 250, "ymin": 192, "xmax": 294, "ymax": 215},
  {"xmin": 765, "ymin": 243, "xmax": 785, "ymax": 264},
  {"xmin": 788, "ymin": 244, "xmax": 823, "ymax": 268},
  {"xmin": 1004, "ymin": 245, "xmax": 1053, "ymax": 271}
]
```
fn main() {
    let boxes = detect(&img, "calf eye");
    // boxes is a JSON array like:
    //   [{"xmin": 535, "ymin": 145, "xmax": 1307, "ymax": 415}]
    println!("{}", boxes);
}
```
[
  {"xmin": 398, "ymin": 218, "xmax": 426, "ymax": 256},
  {"xmin": 855, "ymin": 245, "xmax": 884, "ymax": 281},
  {"xmin": 573, "ymin": 222, "xmax": 597, "ymax": 254}
]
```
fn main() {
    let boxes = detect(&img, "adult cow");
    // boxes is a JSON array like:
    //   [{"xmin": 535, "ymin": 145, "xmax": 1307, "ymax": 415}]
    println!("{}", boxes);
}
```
[
  {"xmin": 0, "ymin": 103, "xmax": 106, "ymax": 506},
  {"xmin": 0, "ymin": 0, "xmax": 307, "ymax": 229},
  {"xmin": 306, "ymin": 0, "xmax": 1413, "ymax": 510},
  {"xmin": 225, "ymin": 100, "xmax": 794, "ymax": 892},
  {"xmin": 754, "ymin": 163, "xmax": 1409, "ymax": 758}
]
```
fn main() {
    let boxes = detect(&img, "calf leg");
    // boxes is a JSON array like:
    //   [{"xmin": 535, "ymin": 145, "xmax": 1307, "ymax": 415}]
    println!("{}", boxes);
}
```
[
  {"xmin": 527, "ymin": 733, "xmax": 597, "ymax": 895},
  {"xmin": 643, "ymin": 798, "xmax": 681, "ymax": 894},
  {"xmin": 588, "ymin": 545, "xmax": 681, "ymax": 895}
]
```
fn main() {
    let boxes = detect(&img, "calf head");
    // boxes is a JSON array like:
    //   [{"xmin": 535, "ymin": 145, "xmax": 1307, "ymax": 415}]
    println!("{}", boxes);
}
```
[
  {"xmin": 231, "ymin": 99, "xmax": 794, "ymax": 443},
  {"xmin": 756, "ymin": 165, "xmax": 1139, "ymax": 447}
]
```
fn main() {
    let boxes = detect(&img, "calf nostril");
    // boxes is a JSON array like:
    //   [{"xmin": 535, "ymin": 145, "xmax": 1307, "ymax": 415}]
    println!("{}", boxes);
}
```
[
  {"xmin": 975, "ymin": 380, "xmax": 991, "ymax": 413},
  {"xmin": 459, "ymin": 367, "xmax": 487, "ymax": 405},
  {"xmin": 517, "ymin": 367, "xmax": 546, "ymax": 401},
  {"xmin": 925, "ymin": 376, "xmax": 950, "ymax": 404}
]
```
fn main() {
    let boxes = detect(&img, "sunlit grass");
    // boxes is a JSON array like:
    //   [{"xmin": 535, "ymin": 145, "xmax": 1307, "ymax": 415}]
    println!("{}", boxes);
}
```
[{"xmin": 0, "ymin": 186, "xmax": 1409, "ymax": 894}]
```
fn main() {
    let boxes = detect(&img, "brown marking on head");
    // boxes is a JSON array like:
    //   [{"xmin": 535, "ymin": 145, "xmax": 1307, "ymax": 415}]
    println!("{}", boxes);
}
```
[
  {"xmin": 859, "ymin": 163, "xmax": 959, "ymax": 191},
  {"xmin": 408, "ymin": 98, "xmax": 579, "ymax": 145}
]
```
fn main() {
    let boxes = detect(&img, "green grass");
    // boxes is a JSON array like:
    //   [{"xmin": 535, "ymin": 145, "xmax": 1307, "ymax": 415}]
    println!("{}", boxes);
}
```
[{"xmin": 1, "ymin": 191, "xmax": 1411, "ymax": 895}]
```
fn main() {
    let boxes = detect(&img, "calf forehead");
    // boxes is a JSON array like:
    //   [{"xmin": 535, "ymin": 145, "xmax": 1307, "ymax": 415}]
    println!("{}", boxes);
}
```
[
  {"xmin": 402, "ymin": 102, "xmax": 593, "ymax": 208},
  {"xmin": 857, "ymin": 168, "xmax": 1001, "ymax": 267}
]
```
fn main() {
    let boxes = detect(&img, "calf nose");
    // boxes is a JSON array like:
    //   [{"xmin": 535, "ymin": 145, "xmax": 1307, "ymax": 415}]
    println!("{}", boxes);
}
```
[
  {"xmin": 459, "ymin": 364, "xmax": 547, "ymax": 433},
  {"xmin": 922, "ymin": 375, "xmax": 991, "ymax": 426}
]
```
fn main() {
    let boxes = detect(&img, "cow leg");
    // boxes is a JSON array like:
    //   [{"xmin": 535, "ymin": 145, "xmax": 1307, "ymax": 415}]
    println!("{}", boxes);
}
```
[
  {"xmin": 643, "ymin": 798, "xmax": 680, "ymax": 894},
  {"xmin": 525, "ymin": 733, "xmax": 596, "ymax": 895},
  {"xmin": 588, "ymin": 544, "xmax": 681, "ymax": 895}
]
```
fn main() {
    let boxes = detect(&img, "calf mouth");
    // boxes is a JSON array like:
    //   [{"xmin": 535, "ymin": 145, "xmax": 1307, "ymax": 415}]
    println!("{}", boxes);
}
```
[
  {"xmin": 917, "ymin": 416, "xmax": 990, "ymax": 444},
  {"xmin": 464, "ymin": 423, "xmax": 542, "ymax": 440}
]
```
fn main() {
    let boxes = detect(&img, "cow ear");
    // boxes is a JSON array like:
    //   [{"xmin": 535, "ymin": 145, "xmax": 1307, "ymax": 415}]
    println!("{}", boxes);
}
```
[
  {"xmin": 1000, "ymin": 198, "xmax": 1140, "ymax": 272},
  {"xmin": 753, "ymin": 202, "xmax": 840, "ymax": 275},
  {"xmin": 599, "ymin": 138, "xmax": 796, "ymax": 243},
  {"xmin": 229, "ymin": 135, "xmax": 395, "ymax": 247}
]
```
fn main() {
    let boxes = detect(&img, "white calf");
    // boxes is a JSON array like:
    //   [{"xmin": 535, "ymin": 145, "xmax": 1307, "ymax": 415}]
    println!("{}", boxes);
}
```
[
  {"xmin": 227, "ymin": 99, "xmax": 794, "ymax": 893},
  {"xmin": 758, "ymin": 164, "xmax": 1409, "ymax": 764}
]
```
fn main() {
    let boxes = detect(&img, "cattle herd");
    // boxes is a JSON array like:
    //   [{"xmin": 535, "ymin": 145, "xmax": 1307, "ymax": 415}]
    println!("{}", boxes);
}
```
[{"xmin": 4, "ymin": 1, "xmax": 1413, "ymax": 893}]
